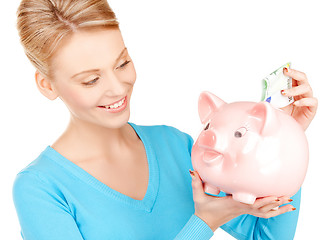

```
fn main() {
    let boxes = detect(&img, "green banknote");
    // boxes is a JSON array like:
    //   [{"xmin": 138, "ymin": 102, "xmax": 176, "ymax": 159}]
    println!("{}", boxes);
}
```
[{"xmin": 261, "ymin": 62, "xmax": 294, "ymax": 108}]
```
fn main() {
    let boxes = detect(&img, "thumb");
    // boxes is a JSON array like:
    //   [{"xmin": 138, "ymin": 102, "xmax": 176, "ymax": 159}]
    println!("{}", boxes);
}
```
[{"xmin": 189, "ymin": 170, "xmax": 205, "ymax": 201}]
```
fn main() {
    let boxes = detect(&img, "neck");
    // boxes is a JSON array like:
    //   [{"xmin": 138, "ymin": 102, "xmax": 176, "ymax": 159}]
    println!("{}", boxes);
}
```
[{"xmin": 52, "ymin": 117, "xmax": 136, "ymax": 162}]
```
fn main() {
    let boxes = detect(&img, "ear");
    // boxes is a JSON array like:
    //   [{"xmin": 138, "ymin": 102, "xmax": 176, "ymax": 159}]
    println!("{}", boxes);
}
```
[
  {"xmin": 35, "ymin": 70, "xmax": 58, "ymax": 100},
  {"xmin": 198, "ymin": 91, "xmax": 226, "ymax": 124},
  {"xmin": 248, "ymin": 101, "xmax": 279, "ymax": 136}
]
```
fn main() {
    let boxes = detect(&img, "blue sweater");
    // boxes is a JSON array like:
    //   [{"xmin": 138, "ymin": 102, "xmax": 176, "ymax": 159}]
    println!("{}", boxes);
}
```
[{"xmin": 12, "ymin": 122, "xmax": 301, "ymax": 239}]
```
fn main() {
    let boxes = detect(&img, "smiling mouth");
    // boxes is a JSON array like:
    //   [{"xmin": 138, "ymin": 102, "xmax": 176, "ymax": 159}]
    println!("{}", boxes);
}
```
[{"xmin": 98, "ymin": 96, "xmax": 126, "ymax": 109}]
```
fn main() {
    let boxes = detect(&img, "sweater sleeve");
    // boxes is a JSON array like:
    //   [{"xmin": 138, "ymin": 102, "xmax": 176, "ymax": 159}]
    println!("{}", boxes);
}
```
[
  {"xmin": 220, "ymin": 188, "xmax": 301, "ymax": 240},
  {"xmin": 174, "ymin": 188, "xmax": 301, "ymax": 240},
  {"xmin": 12, "ymin": 171, "xmax": 84, "ymax": 240},
  {"xmin": 174, "ymin": 214, "xmax": 214, "ymax": 239}
]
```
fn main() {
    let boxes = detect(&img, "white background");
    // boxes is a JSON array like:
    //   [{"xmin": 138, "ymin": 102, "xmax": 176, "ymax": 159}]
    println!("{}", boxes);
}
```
[{"xmin": 1, "ymin": 0, "xmax": 326, "ymax": 239}]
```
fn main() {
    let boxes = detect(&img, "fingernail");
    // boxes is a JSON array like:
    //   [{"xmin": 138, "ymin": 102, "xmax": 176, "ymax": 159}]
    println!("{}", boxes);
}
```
[
  {"xmin": 189, "ymin": 170, "xmax": 195, "ymax": 178},
  {"xmin": 288, "ymin": 199, "xmax": 293, "ymax": 202},
  {"xmin": 275, "ymin": 198, "xmax": 280, "ymax": 202},
  {"xmin": 281, "ymin": 90, "xmax": 286, "ymax": 95},
  {"xmin": 292, "ymin": 207, "xmax": 296, "ymax": 211},
  {"xmin": 283, "ymin": 67, "xmax": 288, "ymax": 73}
]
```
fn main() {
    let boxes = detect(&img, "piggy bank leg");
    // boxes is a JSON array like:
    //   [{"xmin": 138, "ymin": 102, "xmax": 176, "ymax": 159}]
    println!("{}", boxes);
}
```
[
  {"xmin": 232, "ymin": 192, "xmax": 256, "ymax": 205},
  {"xmin": 204, "ymin": 183, "xmax": 220, "ymax": 196}
]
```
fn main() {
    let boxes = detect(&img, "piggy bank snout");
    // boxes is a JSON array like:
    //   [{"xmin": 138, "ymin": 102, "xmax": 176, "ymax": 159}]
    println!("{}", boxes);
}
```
[
  {"xmin": 197, "ymin": 130, "xmax": 216, "ymax": 149},
  {"xmin": 197, "ymin": 130, "xmax": 226, "ymax": 163}
]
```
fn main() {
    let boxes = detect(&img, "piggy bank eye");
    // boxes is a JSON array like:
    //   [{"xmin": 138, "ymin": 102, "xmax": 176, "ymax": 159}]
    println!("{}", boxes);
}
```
[
  {"xmin": 204, "ymin": 122, "xmax": 210, "ymax": 131},
  {"xmin": 234, "ymin": 127, "xmax": 247, "ymax": 138}
]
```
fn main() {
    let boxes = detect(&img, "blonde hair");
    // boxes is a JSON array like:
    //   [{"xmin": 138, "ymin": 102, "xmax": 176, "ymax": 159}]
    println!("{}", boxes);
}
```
[{"xmin": 16, "ymin": 0, "xmax": 119, "ymax": 79}]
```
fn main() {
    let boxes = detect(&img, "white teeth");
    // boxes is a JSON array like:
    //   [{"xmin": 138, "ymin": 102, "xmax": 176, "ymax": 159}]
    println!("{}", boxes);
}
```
[{"xmin": 103, "ymin": 97, "xmax": 125, "ymax": 109}]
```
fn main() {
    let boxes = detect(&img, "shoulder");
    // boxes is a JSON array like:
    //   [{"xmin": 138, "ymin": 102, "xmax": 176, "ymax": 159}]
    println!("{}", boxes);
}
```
[
  {"xmin": 12, "ymin": 146, "xmax": 74, "ymax": 214},
  {"xmin": 12, "ymin": 165, "xmax": 52, "ymax": 212},
  {"xmin": 14, "ymin": 146, "xmax": 57, "ymax": 178},
  {"xmin": 13, "ymin": 169, "xmax": 45, "ymax": 199},
  {"xmin": 12, "ymin": 147, "xmax": 63, "ymax": 198}
]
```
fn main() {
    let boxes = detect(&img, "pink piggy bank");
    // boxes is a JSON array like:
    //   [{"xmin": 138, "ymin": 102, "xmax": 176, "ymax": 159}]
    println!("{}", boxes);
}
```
[{"xmin": 191, "ymin": 91, "xmax": 309, "ymax": 204}]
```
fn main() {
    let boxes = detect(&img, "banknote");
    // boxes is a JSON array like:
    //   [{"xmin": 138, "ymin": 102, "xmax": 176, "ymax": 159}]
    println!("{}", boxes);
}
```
[{"xmin": 261, "ymin": 62, "xmax": 294, "ymax": 108}]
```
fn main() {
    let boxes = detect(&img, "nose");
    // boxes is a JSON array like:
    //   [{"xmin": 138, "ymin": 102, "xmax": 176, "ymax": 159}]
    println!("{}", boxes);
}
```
[{"xmin": 103, "ymin": 72, "xmax": 127, "ymax": 96}]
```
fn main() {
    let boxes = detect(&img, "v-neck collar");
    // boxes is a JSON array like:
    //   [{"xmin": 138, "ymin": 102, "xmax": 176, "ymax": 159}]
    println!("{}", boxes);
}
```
[{"xmin": 44, "ymin": 122, "xmax": 159, "ymax": 212}]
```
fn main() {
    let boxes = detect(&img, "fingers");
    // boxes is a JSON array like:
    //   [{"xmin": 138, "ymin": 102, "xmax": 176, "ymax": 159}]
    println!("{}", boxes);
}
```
[
  {"xmin": 293, "ymin": 97, "xmax": 318, "ymax": 109},
  {"xmin": 258, "ymin": 196, "xmax": 292, "ymax": 212},
  {"xmin": 246, "ymin": 196, "xmax": 297, "ymax": 218},
  {"xmin": 252, "ymin": 196, "xmax": 280, "ymax": 209},
  {"xmin": 261, "ymin": 204, "xmax": 296, "ymax": 219},
  {"xmin": 189, "ymin": 170, "xmax": 205, "ymax": 203},
  {"xmin": 282, "ymin": 68, "xmax": 317, "ymax": 114},
  {"xmin": 283, "ymin": 68, "xmax": 314, "ymax": 99},
  {"xmin": 283, "ymin": 68, "xmax": 308, "ymax": 84},
  {"xmin": 282, "ymin": 83, "xmax": 313, "ymax": 98}
]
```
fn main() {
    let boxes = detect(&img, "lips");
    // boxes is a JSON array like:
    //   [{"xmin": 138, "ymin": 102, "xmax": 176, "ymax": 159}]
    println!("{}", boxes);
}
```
[{"xmin": 98, "ymin": 96, "xmax": 126, "ymax": 108}]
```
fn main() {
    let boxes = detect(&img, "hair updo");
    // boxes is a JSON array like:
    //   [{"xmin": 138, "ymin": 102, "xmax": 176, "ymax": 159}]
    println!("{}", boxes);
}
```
[{"xmin": 16, "ymin": 0, "xmax": 119, "ymax": 79}]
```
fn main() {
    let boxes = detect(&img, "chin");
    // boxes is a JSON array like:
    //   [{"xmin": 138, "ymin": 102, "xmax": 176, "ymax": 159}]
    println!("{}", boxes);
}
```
[{"xmin": 98, "ymin": 109, "xmax": 131, "ymax": 130}]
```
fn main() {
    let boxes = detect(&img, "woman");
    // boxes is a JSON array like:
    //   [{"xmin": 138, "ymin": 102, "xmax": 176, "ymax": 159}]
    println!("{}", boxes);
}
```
[{"xmin": 12, "ymin": 0, "xmax": 318, "ymax": 239}]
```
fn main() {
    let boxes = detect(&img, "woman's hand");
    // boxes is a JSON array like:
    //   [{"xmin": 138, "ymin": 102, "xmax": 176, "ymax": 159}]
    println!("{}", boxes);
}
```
[
  {"xmin": 280, "ymin": 68, "xmax": 318, "ymax": 131},
  {"xmin": 190, "ymin": 170, "xmax": 295, "ymax": 232}
]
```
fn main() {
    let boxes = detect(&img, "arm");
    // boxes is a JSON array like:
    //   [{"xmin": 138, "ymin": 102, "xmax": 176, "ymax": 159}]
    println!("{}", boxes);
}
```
[
  {"xmin": 175, "ymin": 181, "xmax": 300, "ymax": 240},
  {"xmin": 174, "ymin": 214, "xmax": 214, "ymax": 240},
  {"xmin": 12, "ymin": 171, "xmax": 84, "ymax": 240},
  {"xmin": 220, "ymin": 189, "xmax": 301, "ymax": 240},
  {"xmin": 188, "ymin": 170, "xmax": 297, "ymax": 240}
]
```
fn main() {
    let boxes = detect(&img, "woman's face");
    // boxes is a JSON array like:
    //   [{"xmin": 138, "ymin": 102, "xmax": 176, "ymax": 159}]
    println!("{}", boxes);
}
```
[{"xmin": 49, "ymin": 28, "xmax": 136, "ymax": 129}]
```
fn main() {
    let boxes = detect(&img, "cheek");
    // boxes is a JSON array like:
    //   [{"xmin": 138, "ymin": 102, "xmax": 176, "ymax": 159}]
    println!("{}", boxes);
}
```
[{"xmin": 59, "ymin": 86, "xmax": 97, "ymax": 109}]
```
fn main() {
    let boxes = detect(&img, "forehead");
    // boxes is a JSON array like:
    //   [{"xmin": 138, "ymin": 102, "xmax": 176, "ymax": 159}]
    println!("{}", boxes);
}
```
[{"xmin": 51, "ymin": 28, "xmax": 125, "ymax": 76}]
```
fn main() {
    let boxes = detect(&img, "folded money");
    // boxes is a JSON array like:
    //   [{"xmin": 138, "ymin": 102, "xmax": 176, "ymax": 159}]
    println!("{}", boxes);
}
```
[{"xmin": 261, "ymin": 62, "xmax": 294, "ymax": 108}]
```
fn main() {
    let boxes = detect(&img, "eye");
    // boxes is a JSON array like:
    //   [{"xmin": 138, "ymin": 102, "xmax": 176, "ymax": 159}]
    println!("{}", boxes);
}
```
[
  {"xmin": 204, "ymin": 122, "xmax": 210, "ymax": 131},
  {"xmin": 234, "ymin": 127, "xmax": 247, "ymax": 138},
  {"xmin": 116, "ymin": 60, "xmax": 131, "ymax": 70},
  {"xmin": 83, "ymin": 77, "xmax": 99, "ymax": 86}
]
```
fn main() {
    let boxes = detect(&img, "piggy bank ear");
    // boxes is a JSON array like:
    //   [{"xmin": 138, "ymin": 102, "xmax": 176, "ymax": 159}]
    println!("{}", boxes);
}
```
[
  {"xmin": 248, "ymin": 101, "xmax": 279, "ymax": 136},
  {"xmin": 198, "ymin": 91, "xmax": 226, "ymax": 124}
]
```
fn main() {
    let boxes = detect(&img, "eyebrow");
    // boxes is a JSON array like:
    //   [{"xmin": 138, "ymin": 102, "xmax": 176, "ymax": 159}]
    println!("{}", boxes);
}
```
[{"xmin": 70, "ymin": 47, "xmax": 128, "ymax": 79}]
